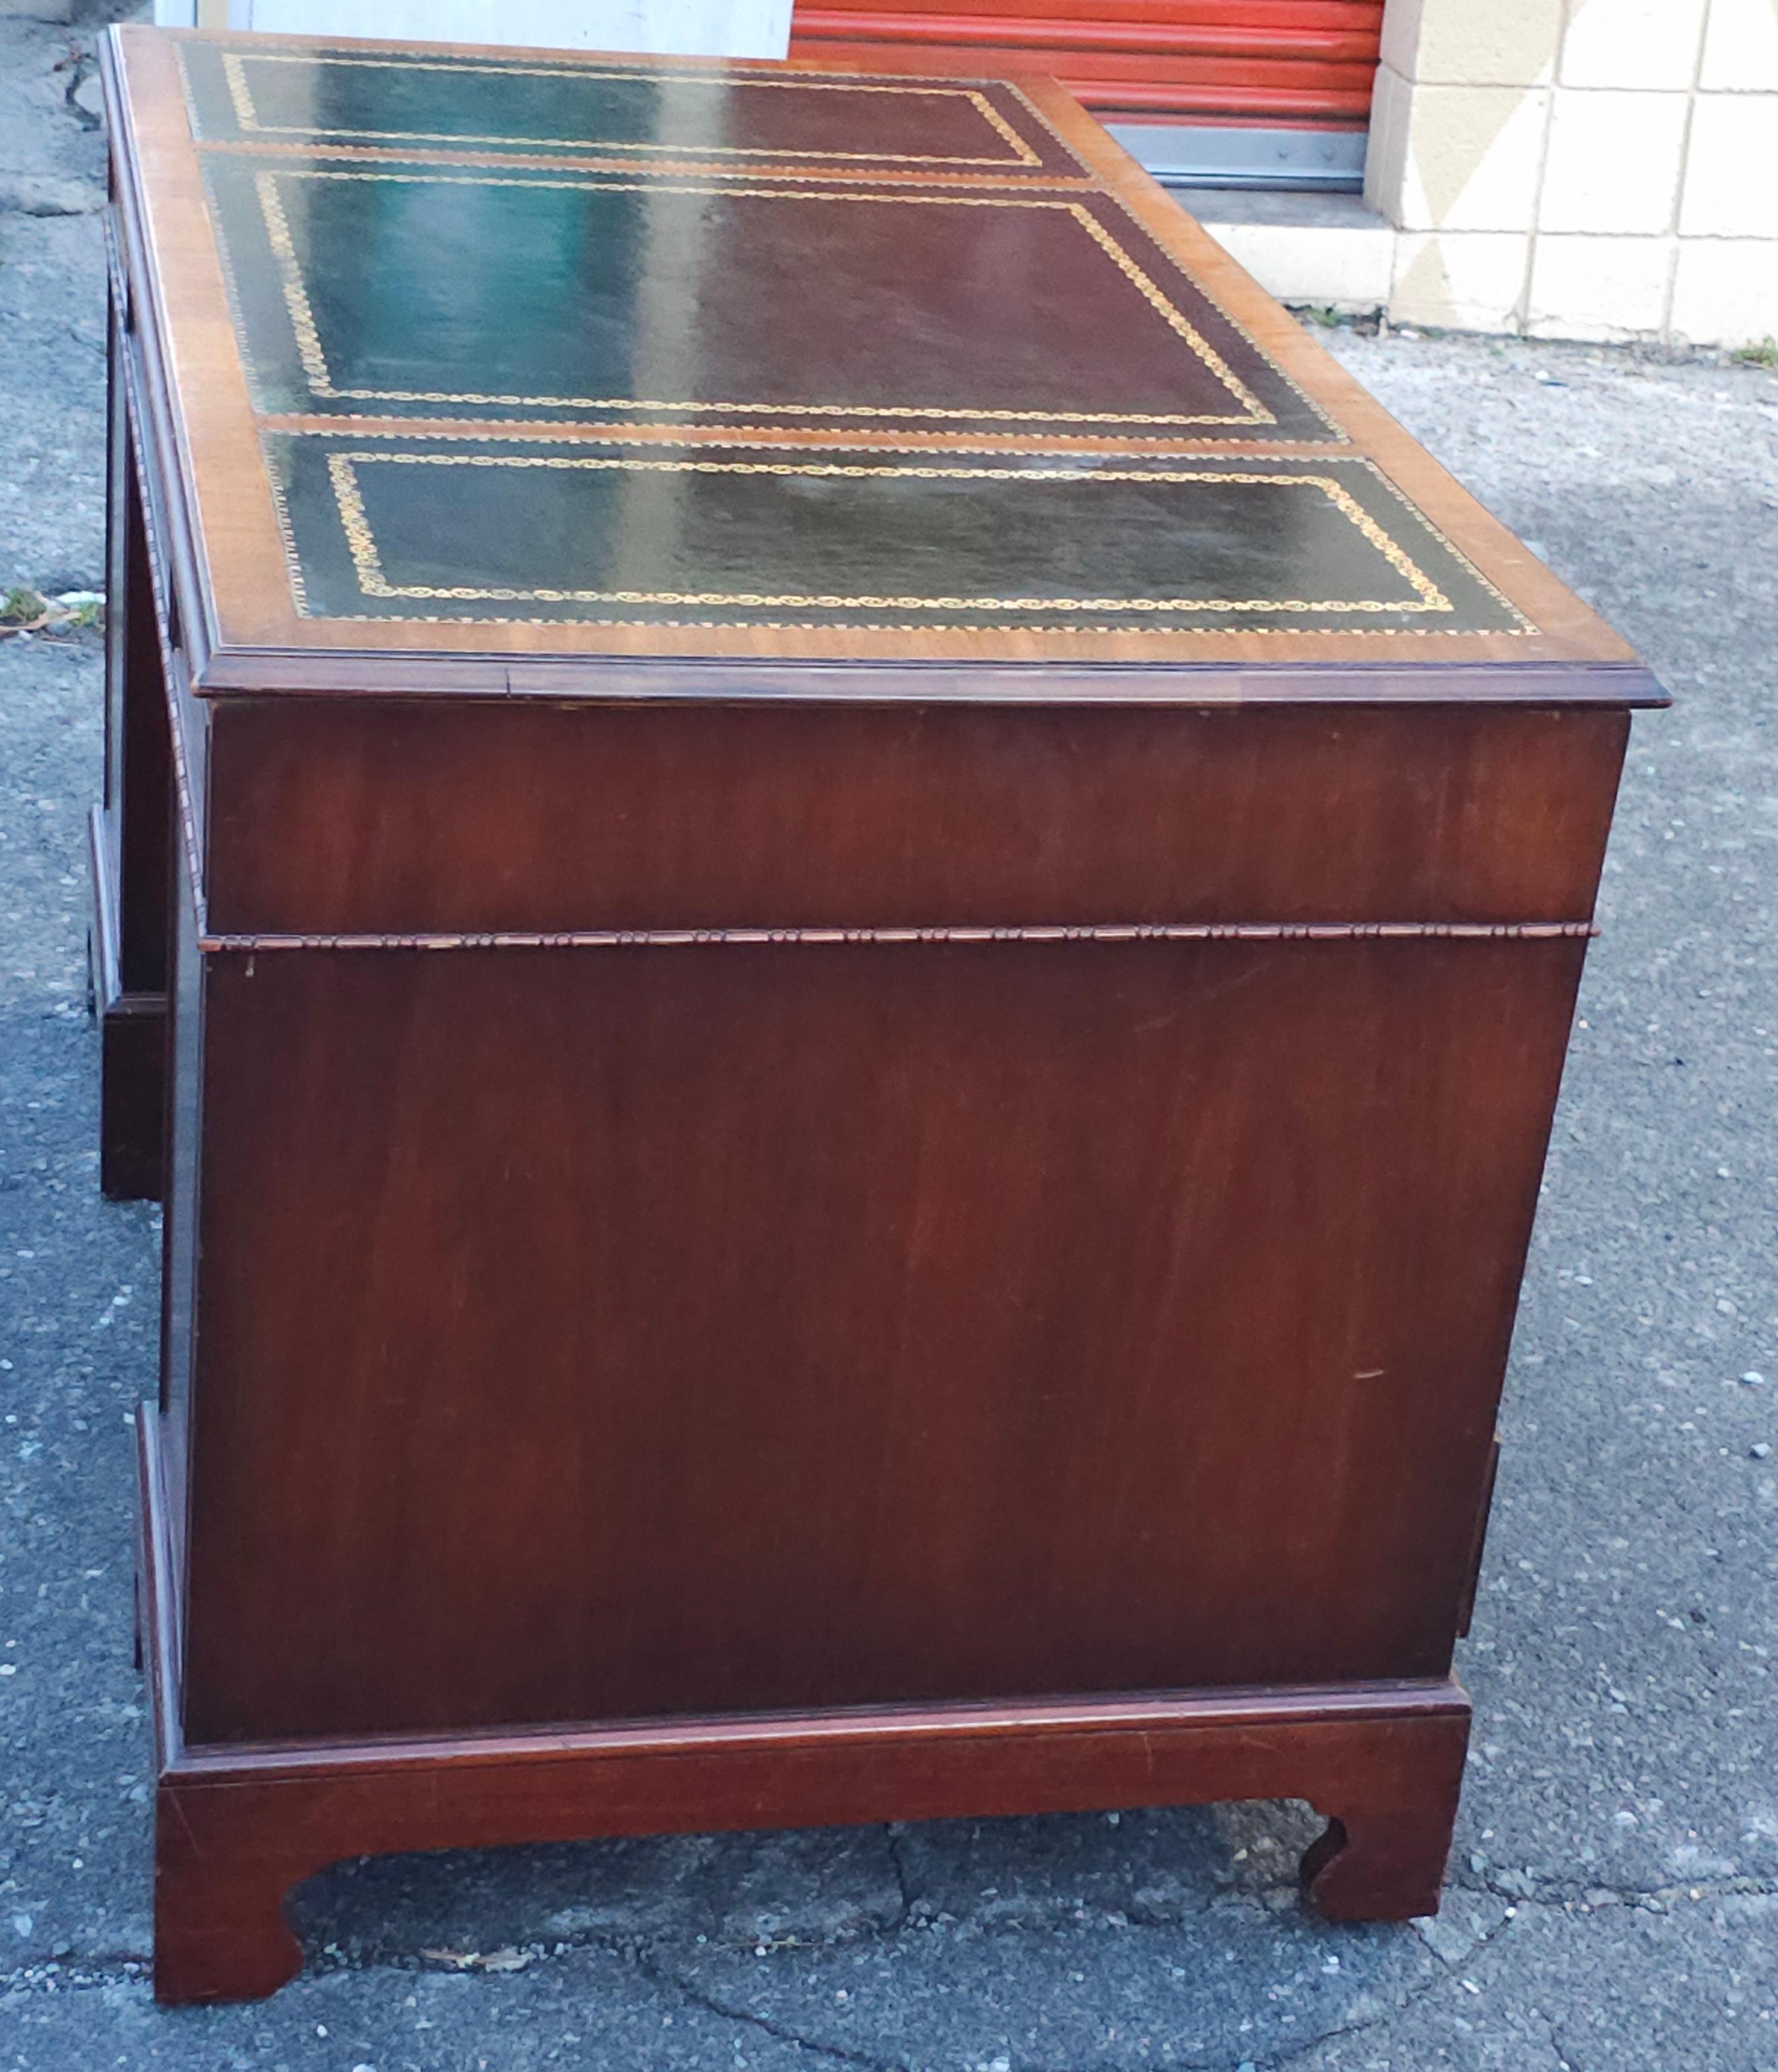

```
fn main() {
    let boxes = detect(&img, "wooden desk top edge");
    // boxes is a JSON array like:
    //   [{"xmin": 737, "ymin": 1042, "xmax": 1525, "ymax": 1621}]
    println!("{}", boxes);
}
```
[{"xmin": 103, "ymin": 24, "xmax": 1664, "ymax": 706}]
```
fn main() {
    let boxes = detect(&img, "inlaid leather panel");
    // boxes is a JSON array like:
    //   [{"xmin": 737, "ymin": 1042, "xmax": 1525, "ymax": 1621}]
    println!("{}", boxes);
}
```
[
  {"xmin": 265, "ymin": 433, "xmax": 1530, "ymax": 635},
  {"xmin": 205, "ymin": 154, "xmax": 1334, "ymax": 438},
  {"xmin": 178, "ymin": 40, "xmax": 1087, "ymax": 178},
  {"xmin": 104, "ymin": 26, "xmax": 1658, "ymax": 670}
]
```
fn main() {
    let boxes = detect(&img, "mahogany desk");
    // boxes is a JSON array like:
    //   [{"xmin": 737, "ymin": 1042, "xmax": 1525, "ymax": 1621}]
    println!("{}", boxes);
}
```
[{"xmin": 94, "ymin": 25, "xmax": 1663, "ymax": 2004}]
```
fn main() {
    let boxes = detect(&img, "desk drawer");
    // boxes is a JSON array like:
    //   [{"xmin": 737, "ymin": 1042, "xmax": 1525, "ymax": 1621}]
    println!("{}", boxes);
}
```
[{"xmin": 202, "ymin": 699, "xmax": 1626, "ymax": 940}]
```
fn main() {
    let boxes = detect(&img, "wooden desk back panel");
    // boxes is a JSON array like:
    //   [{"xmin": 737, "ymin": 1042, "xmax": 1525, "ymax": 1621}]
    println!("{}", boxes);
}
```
[{"xmin": 179, "ymin": 921, "xmax": 1586, "ymax": 1744}]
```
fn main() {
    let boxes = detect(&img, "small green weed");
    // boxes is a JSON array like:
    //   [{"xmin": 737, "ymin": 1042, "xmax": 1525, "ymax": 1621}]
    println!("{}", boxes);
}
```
[
  {"xmin": 1733, "ymin": 337, "xmax": 1778, "ymax": 369},
  {"xmin": 0, "ymin": 586, "xmax": 104, "ymax": 636}
]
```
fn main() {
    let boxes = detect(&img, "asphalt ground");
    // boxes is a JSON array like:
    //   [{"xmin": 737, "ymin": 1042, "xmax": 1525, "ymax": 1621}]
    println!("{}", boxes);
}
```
[{"xmin": 2, "ymin": 12, "xmax": 1776, "ymax": 2066}]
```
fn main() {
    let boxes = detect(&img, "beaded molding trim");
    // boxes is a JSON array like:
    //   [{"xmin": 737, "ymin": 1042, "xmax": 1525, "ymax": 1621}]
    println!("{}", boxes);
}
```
[{"xmin": 200, "ymin": 921, "xmax": 1601, "ymax": 955}]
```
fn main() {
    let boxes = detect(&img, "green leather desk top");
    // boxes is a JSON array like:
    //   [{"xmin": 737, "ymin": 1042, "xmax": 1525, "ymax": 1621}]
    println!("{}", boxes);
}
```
[{"xmin": 104, "ymin": 26, "xmax": 1655, "ymax": 691}]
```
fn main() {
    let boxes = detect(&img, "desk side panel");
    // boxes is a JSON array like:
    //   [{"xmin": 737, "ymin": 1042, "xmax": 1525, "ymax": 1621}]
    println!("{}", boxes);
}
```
[{"xmin": 180, "ymin": 930, "xmax": 1584, "ymax": 1744}]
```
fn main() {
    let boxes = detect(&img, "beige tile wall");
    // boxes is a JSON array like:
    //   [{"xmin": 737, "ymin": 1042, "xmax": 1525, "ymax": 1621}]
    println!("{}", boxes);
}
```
[{"xmin": 1365, "ymin": 0, "xmax": 1778, "ymax": 346}]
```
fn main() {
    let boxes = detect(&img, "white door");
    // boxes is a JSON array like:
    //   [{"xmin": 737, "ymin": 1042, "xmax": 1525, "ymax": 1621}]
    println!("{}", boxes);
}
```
[{"xmin": 152, "ymin": 0, "xmax": 792, "ymax": 60}]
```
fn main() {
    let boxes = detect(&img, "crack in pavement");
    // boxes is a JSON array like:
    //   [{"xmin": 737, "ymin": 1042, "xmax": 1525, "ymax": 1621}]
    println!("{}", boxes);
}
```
[
  {"xmin": 637, "ymin": 1952, "xmax": 920, "ymax": 2072},
  {"xmin": 1537, "ymin": 2008, "xmax": 1577, "ymax": 2072},
  {"xmin": 0, "ymin": 1885, "xmax": 1463, "ymax": 2072},
  {"xmin": 639, "ymin": 1904, "xmax": 1516, "ymax": 2072},
  {"xmin": 1, "ymin": 1860, "xmax": 1770, "ymax": 1999},
  {"xmin": 1454, "ymin": 1870, "xmax": 1778, "ymax": 1913},
  {"xmin": 0, "ymin": 1862, "xmax": 1761, "ymax": 2072},
  {"xmin": 883, "ymin": 1824, "xmax": 914, "ymax": 1932},
  {"xmin": 645, "ymin": 1947, "xmax": 1267, "ymax": 2072},
  {"xmin": 1251, "ymin": 1902, "xmax": 1528, "ymax": 2072}
]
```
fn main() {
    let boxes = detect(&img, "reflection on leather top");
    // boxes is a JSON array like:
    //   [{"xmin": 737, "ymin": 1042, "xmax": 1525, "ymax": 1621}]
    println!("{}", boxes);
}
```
[
  {"xmin": 179, "ymin": 39, "xmax": 1086, "ymax": 176},
  {"xmin": 203, "ymin": 155, "xmax": 1336, "ymax": 439}
]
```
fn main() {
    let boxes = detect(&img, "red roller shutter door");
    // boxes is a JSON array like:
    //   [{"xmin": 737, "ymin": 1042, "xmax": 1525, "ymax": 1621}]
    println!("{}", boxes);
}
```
[{"xmin": 788, "ymin": 0, "xmax": 1384, "ymax": 129}]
